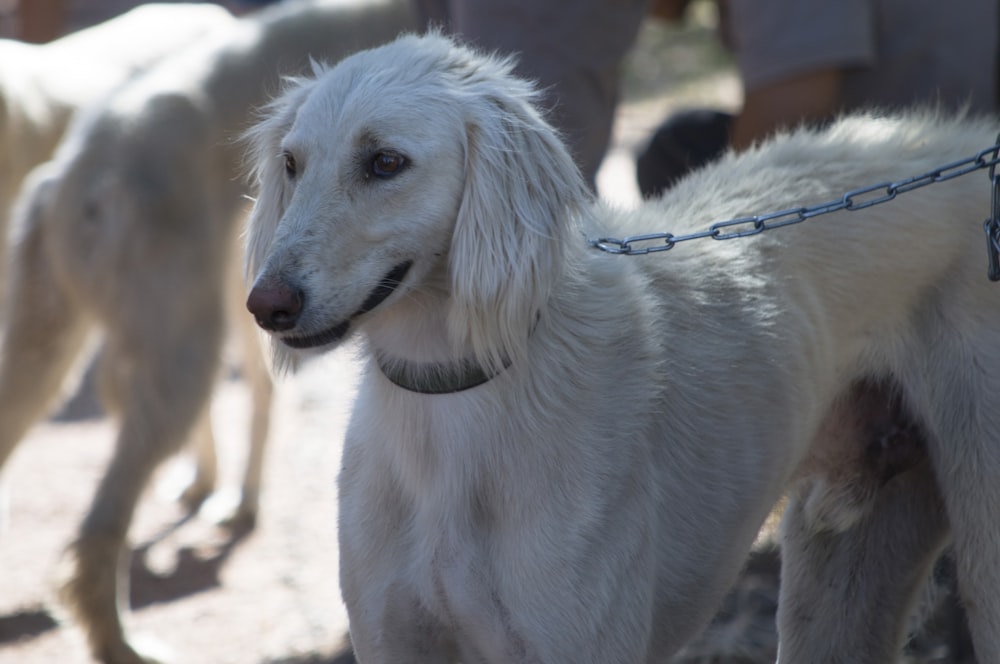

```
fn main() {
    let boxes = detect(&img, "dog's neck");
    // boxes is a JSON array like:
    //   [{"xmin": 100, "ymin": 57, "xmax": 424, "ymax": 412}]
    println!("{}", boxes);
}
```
[
  {"xmin": 363, "ymin": 283, "xmax": 519, "ymax": 394},
  {"xmin": 374, "ymin": 351, "xmax": 510, "ymax": 394}
]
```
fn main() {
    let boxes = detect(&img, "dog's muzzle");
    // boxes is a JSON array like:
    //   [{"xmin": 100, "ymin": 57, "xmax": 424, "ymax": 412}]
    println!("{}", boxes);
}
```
[{"xmin": 247, "ymin": 261, "xmax": 412, "ymax": 350}]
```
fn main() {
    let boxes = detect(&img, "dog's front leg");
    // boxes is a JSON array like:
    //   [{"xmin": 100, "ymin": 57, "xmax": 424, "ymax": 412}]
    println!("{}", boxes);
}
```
[
  {"xmin": 345, "ymin": 588, "xmax": 458, "ymax": 664},
  {"xmin": 776, "ymin": 462, "xmax": 949, "ymax": 663},
  {"xmin": 339, "ymin": 483, "xmax": 458, "ymax": 662},
  {"xmin": 228, "ymin": 299, "xmax": 275, "ymax": 528},
  {"xmin": 196, "ymin": 259, "xmax": 275, "ymax": 529}
]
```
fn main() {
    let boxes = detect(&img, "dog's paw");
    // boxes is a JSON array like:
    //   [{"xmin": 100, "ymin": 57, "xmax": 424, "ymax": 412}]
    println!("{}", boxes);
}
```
[
  {"xmin": 198, "ymin": 486, "xmax": 258, "ymax": 531},
  {"xmin": 87, "ymin": 633, "xmax": 174, "ymax": 664},
  {"xmin": 156, "ymin": 459, "xmax": 215, "ymax": 513},
  {"xmin": 122, "ymin": 632, "xmax": 176, "ymax": 664}
]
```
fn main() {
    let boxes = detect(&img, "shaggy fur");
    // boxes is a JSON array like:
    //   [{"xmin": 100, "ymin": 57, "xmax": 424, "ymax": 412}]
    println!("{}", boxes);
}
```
[
  {"xmin": 244, "ymin": 33, "xmax": 1000, "ymax": 663},
  {"xmin": 0, "ymin": 1, "xmax": 414, "ymax": 663},
  {"xmin": 0, "ymin": 3, "xmax": 235, "ymax": 287}
]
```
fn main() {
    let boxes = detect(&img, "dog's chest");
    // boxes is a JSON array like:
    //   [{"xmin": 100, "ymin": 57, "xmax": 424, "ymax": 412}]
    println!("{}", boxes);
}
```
[
  {"xmin": 416, "ymin": 528, "xmax": 534, "ymax": 663},
  {"xmin": 350, "ymin": 387, "xmax": 548, "ymax": 660},
  {"xmin": 399, "ymin": 458, "xmax": 531, "ymax": 657}
]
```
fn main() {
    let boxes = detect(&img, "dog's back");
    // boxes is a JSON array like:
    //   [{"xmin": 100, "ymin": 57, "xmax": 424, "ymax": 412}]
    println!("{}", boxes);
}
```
[{"xmin": 629, "ymin": 111, "xmax": 996, "ymax": 389}]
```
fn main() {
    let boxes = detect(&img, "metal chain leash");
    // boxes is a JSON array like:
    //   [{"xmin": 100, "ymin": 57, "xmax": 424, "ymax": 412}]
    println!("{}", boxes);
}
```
[
  {"xmin": 985, "ymin": 145, "xmax": 1000, "ymax": 280},
  {"xmin": 591, "ymin": 135, "xmax": 1000, "ymax": 281}
]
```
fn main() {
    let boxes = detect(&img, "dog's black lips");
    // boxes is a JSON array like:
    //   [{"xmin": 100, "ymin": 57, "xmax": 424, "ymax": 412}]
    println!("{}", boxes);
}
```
[
  {"xmin": 281, "ymin": 260, "xmax": 413, "ymax": 349},
  {"xmin": 281, "ymin": 319, "xmax": 351, "ymax": 349},
  {"xmin": 355, "ymin": 260, "xmax": 413, "ymax": 315}
]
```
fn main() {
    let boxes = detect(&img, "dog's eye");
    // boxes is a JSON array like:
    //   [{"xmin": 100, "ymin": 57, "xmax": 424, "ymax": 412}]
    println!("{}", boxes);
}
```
[
  {"xmin": 372, "ymin": 152, "xmax": 405, "ymax": 178},
  {"xmin": 283, "ymin": 152, "xmax": 297, "ymax": 178}
]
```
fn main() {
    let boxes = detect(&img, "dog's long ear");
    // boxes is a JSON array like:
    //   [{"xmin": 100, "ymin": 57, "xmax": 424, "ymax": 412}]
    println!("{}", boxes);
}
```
[
  {"xmin": 241, "ymin": 74, "xmax": 320, "ymax": 285},
  {"xmin": 447, "ymin": 68, "xmax": 590, "ymax": 372},
  {"xmin": 241, "ymin": 74, "xmax": 322, "ymax": 373}
]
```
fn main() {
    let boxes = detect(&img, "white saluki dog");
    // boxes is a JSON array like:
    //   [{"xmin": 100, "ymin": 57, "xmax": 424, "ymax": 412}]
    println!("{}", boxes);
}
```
[
  {"xmin": 0, "ymin": 1, "xmax": 414, "ymax": 662},
  {"xmin": 244, "ymin": 33, "xmax": 1000, "ymax": 663},
  {"xmin": 0, "ymin": 3, "xmax": 235, "ymax": 292}
]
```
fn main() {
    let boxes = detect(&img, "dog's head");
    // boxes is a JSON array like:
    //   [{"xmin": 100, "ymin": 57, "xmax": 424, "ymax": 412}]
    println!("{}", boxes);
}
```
[{"xmin": 243, "ymin": 32, "xmax": 590, "ymax": 372}]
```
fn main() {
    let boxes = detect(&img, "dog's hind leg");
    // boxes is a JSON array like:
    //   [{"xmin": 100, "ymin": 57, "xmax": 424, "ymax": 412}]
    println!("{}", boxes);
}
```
[
  {"xmin": 777, "ymin": 458, "xmax": 949, "ymax": 664},
  {"xmin": 195, "ymin": 343, "xmax": 272, "ymax": 530},
  {"xmin": 57, "ymin": 318, "xmax": 223, "ymax": 664},
  {"xmin": 778, "ymin": 380, "xmax": 951, "ymax": 663},
  {"xmin": 896, "ymin": 303, "xmax": 1000, "ymax": 663},
  {"xmin": 924, "ymin": 387, "xmax": 1000, "ymax": 660},
  {"xmin": 0, "ymin": 218, "xmax": 91, "ymax": 471},
  {"xmin": 935, "ymin": 465, "xmax": 1000, "ymax": 662},
  {"xmin": 230, "ymin": 330, "xmax": 273, "ymax": 528},
  {"xmin": 198, "ymin": 260, "xmax": 274, "ymax": 529},
  {"xmin": 173, "ymin": 405, "xmax": 218, "ymax": 511}
]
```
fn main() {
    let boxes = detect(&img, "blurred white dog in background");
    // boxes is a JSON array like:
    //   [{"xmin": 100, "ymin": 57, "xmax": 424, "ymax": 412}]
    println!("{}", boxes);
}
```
[
  {"xmin": 0, "ymin": 3, "xmax": 235, "ymax": 287},
  {"xmin": 0, "ymin": 1, "xmax": 415, "ymax": 662}
]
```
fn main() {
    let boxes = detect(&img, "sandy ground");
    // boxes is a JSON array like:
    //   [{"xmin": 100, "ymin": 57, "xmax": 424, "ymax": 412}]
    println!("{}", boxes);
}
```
[{"xmin": 0, "ymin": 347, "xmax": 364, "ymax": 664}]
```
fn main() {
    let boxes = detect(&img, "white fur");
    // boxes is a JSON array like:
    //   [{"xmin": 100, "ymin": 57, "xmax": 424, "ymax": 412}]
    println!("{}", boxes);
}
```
[
  {"xmin": 0, "ymin": 2, "xmax": 415, "ymax": 663},
  {"xmin": 0, "ymin": 4, "xmax": 235, "ymax": 291},
  {"xmin": 245, "ymin": 32, "xmax": 1000, "ymax": 663}
]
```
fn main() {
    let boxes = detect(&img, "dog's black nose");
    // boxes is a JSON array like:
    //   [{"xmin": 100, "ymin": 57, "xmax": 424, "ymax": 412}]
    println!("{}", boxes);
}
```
[{"xmin": 246, "ymin": 282, "xmax": 304, "ymax": 332}]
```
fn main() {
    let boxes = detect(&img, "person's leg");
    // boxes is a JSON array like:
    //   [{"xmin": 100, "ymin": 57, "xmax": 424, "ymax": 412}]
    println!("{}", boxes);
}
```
[
  {"xmin": 448, "ymin": 0, "xmax": 647, "ymax": 187},
  {"xmin": 413, "ymin": 0, "xmax": 450, "ymax": 29}
]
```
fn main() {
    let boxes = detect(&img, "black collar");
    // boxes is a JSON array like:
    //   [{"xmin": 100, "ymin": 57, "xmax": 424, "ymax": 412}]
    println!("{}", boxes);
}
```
[{"xmin": 375, "ymin": 352, "xmax": 510, "ymax": 395}]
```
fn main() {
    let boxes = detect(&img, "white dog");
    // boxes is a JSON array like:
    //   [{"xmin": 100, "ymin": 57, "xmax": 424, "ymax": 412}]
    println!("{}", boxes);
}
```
[
  {"xmin": 0, "ymin": 1, "xmax": 414, "ymax": 662},
  {"xmin": 0, "ymin": 3, "xmax": 235, "ymax": 285},
  {"xmin": 244, "ymin": 33, "xmax": 1000, "ymax": 663}
]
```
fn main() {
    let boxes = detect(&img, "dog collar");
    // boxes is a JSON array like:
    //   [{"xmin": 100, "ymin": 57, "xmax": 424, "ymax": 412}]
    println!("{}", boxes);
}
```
[{"xmin": 375, "ymin": 352, "xmax": 510, "ymax": 394}]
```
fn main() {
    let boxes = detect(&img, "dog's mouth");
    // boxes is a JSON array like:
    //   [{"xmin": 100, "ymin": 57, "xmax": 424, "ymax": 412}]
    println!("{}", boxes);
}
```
[
  {"xmin": 281, "ymin": 260, "xmax": 412, "ymax": 350},
  {"xmin": 280, "ymin": 319, "xmax": 352, "ymax": 350}
]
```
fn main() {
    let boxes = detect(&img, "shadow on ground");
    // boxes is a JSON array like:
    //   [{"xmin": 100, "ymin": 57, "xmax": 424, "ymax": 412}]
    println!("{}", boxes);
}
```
[{"xmin": 0, "ymin": 515, "xmax": 253, "ymax": 647}]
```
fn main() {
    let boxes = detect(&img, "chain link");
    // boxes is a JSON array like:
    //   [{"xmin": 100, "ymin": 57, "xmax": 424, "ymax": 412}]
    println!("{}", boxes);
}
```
[
  {"xmin": 591, "ymin": 135, "xmax": 1000, "ymax": 281},
  {"xmin": 983, "ymin": 141, "xmax": 1000, "ymax": 280}
]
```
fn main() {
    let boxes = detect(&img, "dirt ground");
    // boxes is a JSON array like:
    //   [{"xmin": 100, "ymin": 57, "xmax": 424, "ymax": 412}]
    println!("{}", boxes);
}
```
[
  {"xmin": 0, "ymin": 7, "xmax": 976, "ymax": 664},
  {"xmin": 0, "ymin": 347, "xmax": 363, "ymax": 664}
]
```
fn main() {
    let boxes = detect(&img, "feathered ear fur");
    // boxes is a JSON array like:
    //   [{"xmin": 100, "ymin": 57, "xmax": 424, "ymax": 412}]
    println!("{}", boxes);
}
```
[
  {"xmin": 241, "ymin": 71, "xmax": 324, "ymax": 372},
  {"xmin": 241, "ymin": 72, "xmax": 323, "ymax": 286},
  {"xmin": 445, "ymin": 56, "xmax": 591, "ymax": 372}
]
